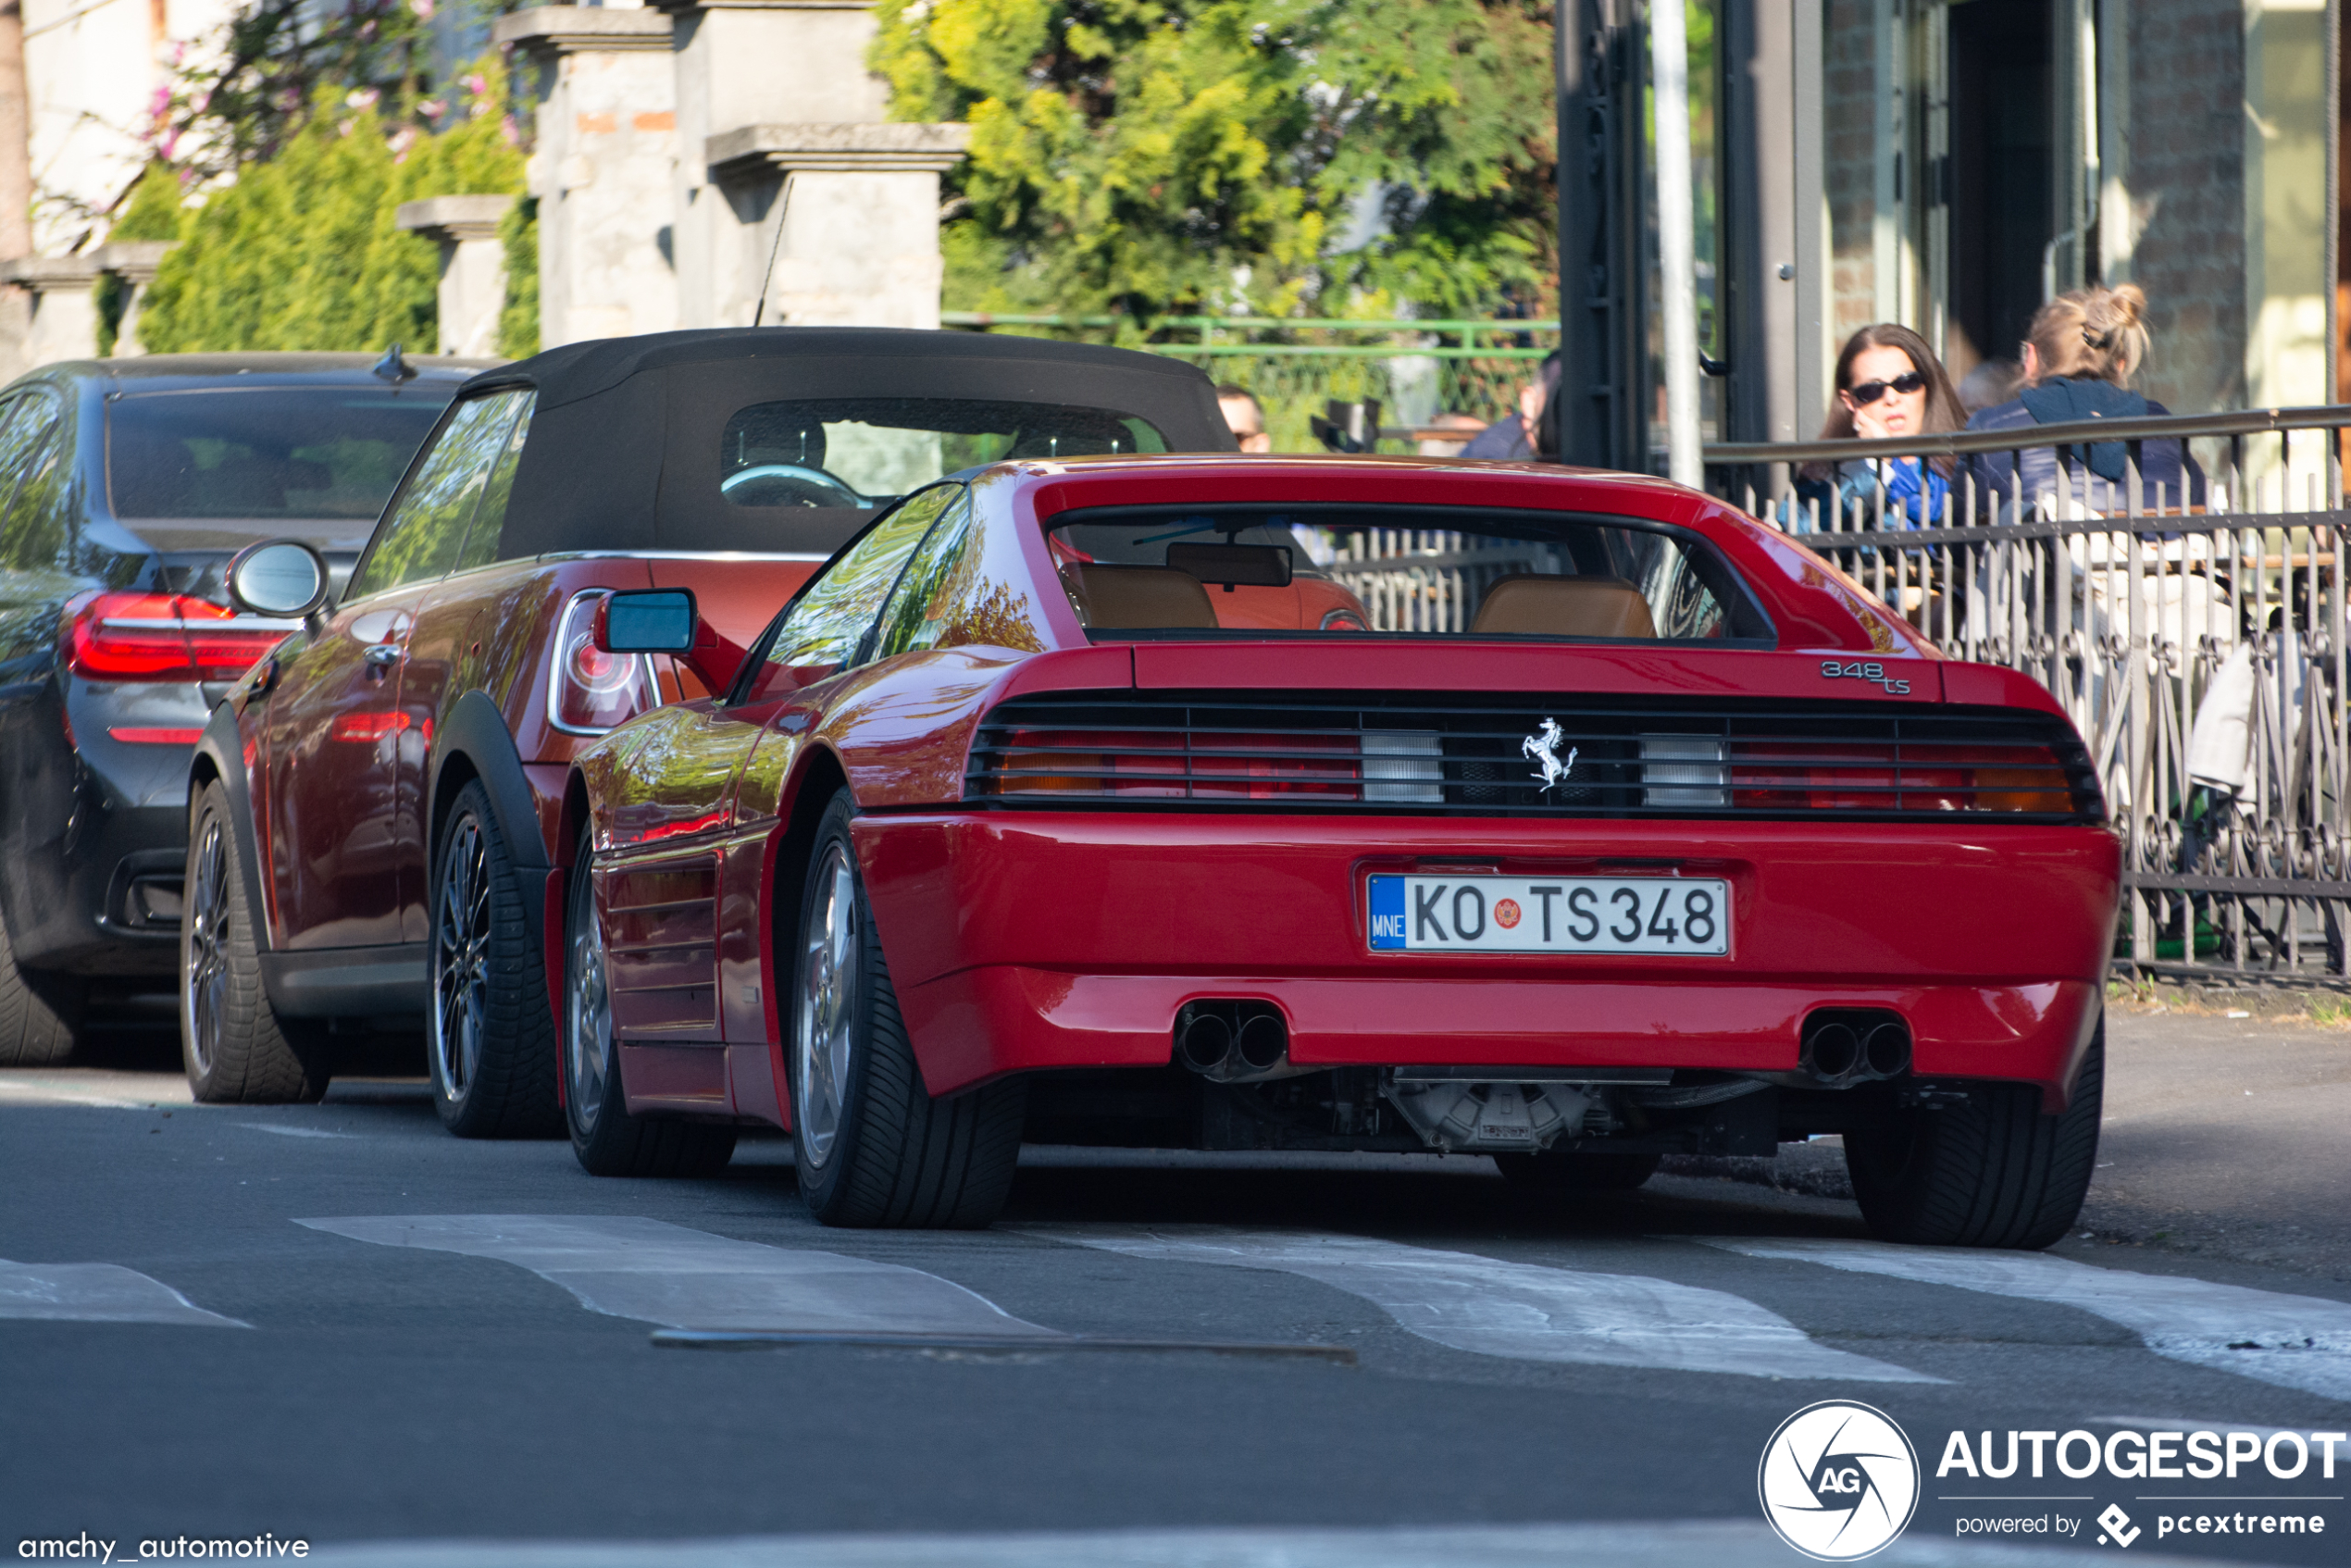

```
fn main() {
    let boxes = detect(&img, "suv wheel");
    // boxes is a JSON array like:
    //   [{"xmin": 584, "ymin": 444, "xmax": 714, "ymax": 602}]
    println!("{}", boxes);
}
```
[
  {"xmin": 180, "ymin": 778, "xmax": 327, "ymax": 1101},
  {"xmin": 562, "ymin": 822, "xmax": 735, "ymax": 1176},
  {"xmin": 0, "ymin": 905, "xmax": 81, "ymax": 1067},
  {"xmin": 790, "ymin": 790, "xmax": 1026, "ymax": 1228},
  {"xmin": 428, "ymin": 780, "xmax": 560, "ymax": 1138},
  {"xmin": 1846, "ymin": 1015, "xmax": 2105, "ymax": 1250}
]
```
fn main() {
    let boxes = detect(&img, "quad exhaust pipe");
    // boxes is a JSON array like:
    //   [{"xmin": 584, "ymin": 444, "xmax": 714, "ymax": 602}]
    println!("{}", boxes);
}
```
[
  {"xmin": 1799, "ymin": 1011, "xmax": 1912, "ymax": 1086},
  {"xmin": 1175, "ymin": 1001, "xmax": 1291, "ymax": 1082}
]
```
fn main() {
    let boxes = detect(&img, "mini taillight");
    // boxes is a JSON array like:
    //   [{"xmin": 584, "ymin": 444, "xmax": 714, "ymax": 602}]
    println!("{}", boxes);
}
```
[
  {"xmin": 64, "ymin": 591, "xmax": 290, "ymax": 682},
  {"xmin": 549, "ymin": 591, "xmax": 656, "ymax": 734}
]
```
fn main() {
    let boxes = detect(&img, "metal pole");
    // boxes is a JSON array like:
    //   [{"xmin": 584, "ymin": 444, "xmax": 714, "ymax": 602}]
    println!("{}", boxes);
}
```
[{"xmin": 1651, "ymin": 0, "xmax": 1702, "ymax": 487}]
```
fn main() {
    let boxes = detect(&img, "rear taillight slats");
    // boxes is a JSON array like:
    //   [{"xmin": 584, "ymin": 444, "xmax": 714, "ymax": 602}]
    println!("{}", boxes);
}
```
[
  {"xmin": 65, "ymin": 591, "xmax": 292, "ymax": 682},
  {"xmin": 967, "ymin": 694, "xmax": 2102, "ymax": 821}
]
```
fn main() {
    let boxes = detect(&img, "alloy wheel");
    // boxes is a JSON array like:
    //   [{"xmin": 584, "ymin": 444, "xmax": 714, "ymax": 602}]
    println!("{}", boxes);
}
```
[
  {"xmin": 183, "ymin": 814, "xmax": 230, "ymax": 1078},
  {"xmin": 794, "ymin": 842, "xmax": 859, "ymax": 1168},
  {"xmin": 432, "ymin": 814, "xmax": 491, "ymax": 1100},
  {"xmin": 566, "ymin": 870, "xmax": 612, "ymax": 1134}
]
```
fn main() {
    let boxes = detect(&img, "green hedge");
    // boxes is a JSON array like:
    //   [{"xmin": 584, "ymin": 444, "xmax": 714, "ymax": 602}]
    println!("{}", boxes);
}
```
[{"xmin": 139, "ymin": 69, "xmax": 526, "ymax": 356}]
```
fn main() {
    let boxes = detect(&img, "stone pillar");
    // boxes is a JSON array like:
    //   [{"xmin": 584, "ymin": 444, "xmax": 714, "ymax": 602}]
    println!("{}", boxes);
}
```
[
  {"xmin": 704, "ymin": 125, "xmax": 967, "ymax": 329},
  {"xmin": 493, "ymin": 6, "xmax": 680, "ymax": 348},
  {"xmin": 0, "ymin": 255, "xmax": 100, "ymax": 366},
  {"xmin": 661, "ymin": 1, "xmax": 964, "ymax": 330},
  {"xmin": 394, "ymin": 196, "xmax": 516, "ymax": 356},
  {"xmin": 90, "ymin": 241, "xmax": 175, "ymax": 357}
]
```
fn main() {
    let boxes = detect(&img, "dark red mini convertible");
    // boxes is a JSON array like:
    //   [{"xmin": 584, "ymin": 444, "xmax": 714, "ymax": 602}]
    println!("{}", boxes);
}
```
[{"xmin": 565, "ymin": 454, "xmax": 2119, "ymax": 1246}]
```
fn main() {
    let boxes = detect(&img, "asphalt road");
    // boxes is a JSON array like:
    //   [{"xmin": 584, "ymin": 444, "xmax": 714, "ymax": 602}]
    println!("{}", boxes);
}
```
[{"xmin": 2, "ymin": 1010, "xmax": 2345, "ymax": 1568}]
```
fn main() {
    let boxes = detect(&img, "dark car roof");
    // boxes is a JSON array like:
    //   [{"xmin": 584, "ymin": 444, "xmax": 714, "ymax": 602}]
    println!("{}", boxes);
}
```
[
  {"xmin": 461, "ymin": 328, "xmax": 1236, "ymax": 559},
  {"xmin": 31, "ymin": 352, "xmax": 491, "ymax": 393}
]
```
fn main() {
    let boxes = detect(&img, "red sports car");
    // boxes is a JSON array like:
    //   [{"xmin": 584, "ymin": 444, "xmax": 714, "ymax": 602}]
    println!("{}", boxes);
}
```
[{"xmin": 563, "ymin": 454, "xmax": 2118, "ymax": 1246}]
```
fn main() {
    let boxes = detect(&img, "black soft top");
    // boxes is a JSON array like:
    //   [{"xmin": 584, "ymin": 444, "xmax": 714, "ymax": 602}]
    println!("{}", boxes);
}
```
[{"xmin": 463, "ymin": 328, "xmax": 1234, "ymax": 558}]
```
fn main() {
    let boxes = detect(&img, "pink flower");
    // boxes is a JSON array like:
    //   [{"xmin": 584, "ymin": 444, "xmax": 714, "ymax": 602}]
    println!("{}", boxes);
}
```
[
  {"xmin": 346, "ymin": 87, "xmax": 379, "ymax": 110},
  {"xmin": 409, "ymin": 0, "xmax": 433, "ymax": 17},
  {"xmin": 417, "ymin": 98, "xmax": 447, "ymax": 119},
  {"xmin": 464, "ymin": 73, "xmax": 488, "ymax": 99}
]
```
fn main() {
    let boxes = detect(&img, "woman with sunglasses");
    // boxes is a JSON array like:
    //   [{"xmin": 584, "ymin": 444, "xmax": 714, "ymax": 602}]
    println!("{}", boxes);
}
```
[{"xmin": 1787, "ymin": 324, "xmax": 1966, "ymax": 533}]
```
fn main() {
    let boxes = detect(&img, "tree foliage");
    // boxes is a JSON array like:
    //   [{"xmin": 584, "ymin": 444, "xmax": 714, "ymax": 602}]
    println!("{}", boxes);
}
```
[
  {"xmin": 138, "ymin": 61, "xmax": 525, "ymax": 355},
  {"xmin": 873, "ymin": 0, "xmax": 1557, "ymax": 323}
]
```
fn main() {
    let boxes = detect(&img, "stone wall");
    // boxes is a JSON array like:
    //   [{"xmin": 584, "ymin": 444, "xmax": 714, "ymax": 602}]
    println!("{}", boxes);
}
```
[{"xmin": 2123, "ymin": 0, "xmax": 2245, "ymax": 416}]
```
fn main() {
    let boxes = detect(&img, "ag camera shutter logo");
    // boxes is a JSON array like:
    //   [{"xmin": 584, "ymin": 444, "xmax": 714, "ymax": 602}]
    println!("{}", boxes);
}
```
[{"xmin": 1759, "ymin": 1400, "xmax": 1922, "ymax": 1561}]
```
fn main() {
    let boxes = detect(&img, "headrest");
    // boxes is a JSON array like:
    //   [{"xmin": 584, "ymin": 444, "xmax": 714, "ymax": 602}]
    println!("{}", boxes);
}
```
[
  {"xmin": 1470, "ymin": 574, "xmax": 1657, "ymax": 639},
  {"xmin": 1061, "ymin": 564, "xmax": 1219, "ymax": 629}
]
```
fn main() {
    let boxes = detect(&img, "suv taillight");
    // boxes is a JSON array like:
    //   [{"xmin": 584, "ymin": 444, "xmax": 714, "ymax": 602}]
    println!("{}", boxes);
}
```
[
  {"xmin": 549, "ymin": 591, "xmax": 656, "ymax": 734},
  {"xmin": 64, "ymin": 591, "xmax": 290, "ymax": 681}
]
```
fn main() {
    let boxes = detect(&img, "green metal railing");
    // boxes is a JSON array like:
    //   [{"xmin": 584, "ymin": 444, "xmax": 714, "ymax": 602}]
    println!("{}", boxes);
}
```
[{"xmin": 940, "ymin": 313, "xmax": 1559, "ymax": 452}]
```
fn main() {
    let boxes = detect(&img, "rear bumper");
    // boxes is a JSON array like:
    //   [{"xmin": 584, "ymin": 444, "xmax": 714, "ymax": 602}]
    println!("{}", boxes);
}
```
[{"xmin": 852, "ymin": 811, "xmax": 2120, "ymax": 1104}]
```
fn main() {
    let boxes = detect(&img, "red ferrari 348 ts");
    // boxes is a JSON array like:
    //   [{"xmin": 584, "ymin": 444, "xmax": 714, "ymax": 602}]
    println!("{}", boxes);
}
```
[{"xmin": 564, "ymin": 454, "xmax": 2118, "ymax": 1248}]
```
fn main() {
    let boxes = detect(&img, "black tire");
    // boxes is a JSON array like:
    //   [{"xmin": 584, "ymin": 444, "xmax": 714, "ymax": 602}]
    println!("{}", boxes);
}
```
[
  {"xmin": 790, "ymin": 790, "xmax": 1026, "ymax": 1228},
  {"xmin": 1495, "ymin": 1150, "xmax": 1662, "ymax": 1192},
  {"xmin": 428, "ymin": 779, "xmax": 561, "ymax": 1138},
  {"xmin": 1846, "ymin": 1017, "xmax": 2105, "ymax": 1250},
  {"xmin": 180, "ymin": 778, "xmax": 328, "ymax": 1102},
  {"xmin": 562, "ymin": 823, "xmax": 736, "ymax": 1177},
  {"xmin": 0, "ymin": 902, "xmax": 81, "ymax": 1067}
]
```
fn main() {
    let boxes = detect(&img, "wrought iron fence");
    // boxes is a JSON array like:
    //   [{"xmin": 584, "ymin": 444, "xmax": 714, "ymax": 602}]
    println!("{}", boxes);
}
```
[
  {"xmin": 940, "ymin": 312, "xmax": 1553, "ymax": 454},
  {"xmin": 1706, "ymin": 407, "xmax": 2351, "ymax": 982}
]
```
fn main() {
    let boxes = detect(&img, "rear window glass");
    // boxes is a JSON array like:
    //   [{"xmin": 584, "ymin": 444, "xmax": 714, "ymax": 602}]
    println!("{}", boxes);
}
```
[
  {"xmin": 108, "ymin": 388, "xmax": 448, "ymax": 521},
  {"xmin": 722, "ymin": 398, "xmax": 1165, "ymax": 509},
  {"xmin": 1047, "ymin": 506, "xmax": 1772, "ymax": 644}
]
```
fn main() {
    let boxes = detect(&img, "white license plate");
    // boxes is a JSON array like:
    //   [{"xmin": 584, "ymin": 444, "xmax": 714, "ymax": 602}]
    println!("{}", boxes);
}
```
[{"xmin": 1366, "ymin": 874, "xmax": 1730, "ymax": 956}]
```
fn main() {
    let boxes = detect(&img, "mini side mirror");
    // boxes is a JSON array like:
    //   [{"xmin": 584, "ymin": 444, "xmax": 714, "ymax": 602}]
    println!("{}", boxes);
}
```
[
  {"xmin": 225, "ymin": 539, "xmax": 330, "ymax": 618},
  {"xmin": 597, "ymin": 589, "xmax": 698, "ymax": 655}
]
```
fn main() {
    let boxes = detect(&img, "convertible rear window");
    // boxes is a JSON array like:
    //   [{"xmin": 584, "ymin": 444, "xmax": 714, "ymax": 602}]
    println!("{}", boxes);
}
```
[
  {"xmin": 108, "ymin": 388, "xmax": 447, "ymax": 522},
  {"xmin": 721, "ymin": 397, "xmax": 1166, "ymax": 509},
  {"xmin": 1047, "ymin": 505, "xmax": 1773, "ymax": 644}
]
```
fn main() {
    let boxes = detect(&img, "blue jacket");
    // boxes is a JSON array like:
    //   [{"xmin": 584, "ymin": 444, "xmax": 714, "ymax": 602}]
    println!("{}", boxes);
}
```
[
  {"xmin": 1787, "ymin": 456, "xmax": 1952, "ymax": 532},
  {"xmin": 1963, "ymin": 379, "xmax": 2204, "ymax": 516}
]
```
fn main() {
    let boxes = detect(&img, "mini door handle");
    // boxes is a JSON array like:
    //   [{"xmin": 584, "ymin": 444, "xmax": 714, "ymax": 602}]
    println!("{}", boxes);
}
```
[{"xmin": 363, "ymin": 642, "xmax": 404, "ymax": 666}]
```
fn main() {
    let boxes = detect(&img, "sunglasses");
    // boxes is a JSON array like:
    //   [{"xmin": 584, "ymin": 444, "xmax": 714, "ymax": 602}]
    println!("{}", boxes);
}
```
[{"xmin": 1847, "ymin": 371, "xmax": 1926, "ymax": 405}]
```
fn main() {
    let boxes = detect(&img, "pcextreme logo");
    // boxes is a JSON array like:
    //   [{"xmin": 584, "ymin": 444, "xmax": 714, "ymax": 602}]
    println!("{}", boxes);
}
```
[{"xmin": 1759, "ymin": 1400, "xmax": 1922, "ymax": 1561}]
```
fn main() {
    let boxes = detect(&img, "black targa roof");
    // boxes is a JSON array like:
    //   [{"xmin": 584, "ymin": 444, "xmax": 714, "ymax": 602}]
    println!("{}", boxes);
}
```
[{"xmin": 458, "ymin": 328, "xmax": 1235, "ymax": 559}]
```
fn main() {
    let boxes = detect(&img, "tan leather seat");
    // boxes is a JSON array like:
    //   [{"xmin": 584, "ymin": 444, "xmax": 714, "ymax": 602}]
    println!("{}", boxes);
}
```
[
  {"xmin": 1061, "ymin": 564, "xmax": 1219, "ymax": 629},
  {"xmin": 1470, "ymin": 574, "xmax": 1657, "ymax": 639}
]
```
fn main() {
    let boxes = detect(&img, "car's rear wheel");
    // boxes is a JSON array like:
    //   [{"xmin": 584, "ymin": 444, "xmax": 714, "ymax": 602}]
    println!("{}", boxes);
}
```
[
  {"xmin": 180, "ymin": 778, "xmax": 328, "ymax": 1101},
  {"xmin": 0, "ymin": 905, "xmax": 81, "ymax": 1067},
  {"xmin": 563, "ymin": 823, "xmax": 736, "ymax": 1176},
  {"xmin": 790, "ymin": 790, "xmax": 1025, "ymax": 1229},
  {"xmin": 429, "ymin": 780, "xmax": 560, "ymax": 1139},
  {"xmin": 1846, "ymin": 1017, "xmax": 2104, "ymax": 1250},
  {"xmin": 1494, "ymin": 1150, "xmax": 1661, "ymax": 1191}
]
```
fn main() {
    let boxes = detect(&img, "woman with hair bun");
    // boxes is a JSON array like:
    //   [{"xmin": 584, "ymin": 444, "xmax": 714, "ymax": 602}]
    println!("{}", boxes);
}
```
[
  {"xmin": 1964, "ymin": 283, "xmax": 2203, "ymax": 515},
  {"xmin": 1788, "ymin": 323, "xmax": 1966, "ymax": 531}
]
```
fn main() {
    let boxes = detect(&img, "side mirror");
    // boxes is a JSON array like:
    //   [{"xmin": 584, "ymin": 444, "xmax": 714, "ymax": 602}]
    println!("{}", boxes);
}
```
[
  {"xmin": 596, "ymin": 589, "xmax": 697, "ymax": 654},
  {"xmin": 225, "ymin": 539, "xmax": 330, "ymax": 618},
  {"xmin": 595, "ymin": 588, "xmax": 746, "ymax": 699}
]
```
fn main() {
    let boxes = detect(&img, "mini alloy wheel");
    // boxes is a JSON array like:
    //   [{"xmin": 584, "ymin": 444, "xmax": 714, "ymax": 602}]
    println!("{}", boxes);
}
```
[
  {"xmin": 424, "ymin": 780, "xmax": 561, "ymax": 1138},
  {"xmin": 178, "ymin": 778, "xmax": 325, "ymax": 1102},
  {"xmin": 432, "ymin": 812, "xmax": 491, "ymax": 1106}
]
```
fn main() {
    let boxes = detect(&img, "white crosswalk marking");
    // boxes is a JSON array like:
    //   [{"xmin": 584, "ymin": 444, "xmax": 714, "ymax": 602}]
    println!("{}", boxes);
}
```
[
  {"xmin": 1701, "ymin": 1238, "xmax": 2351, "ymax": 1403},
  {"xmin": 1018, "ymin": 1226, "xmax": 1937, "ymax": 1382},
  {"xmin": 0, "ymin": 1259, "xmax": 247, "ymax": 1325},
  {"xmin": 295, "ymin": 1215, "xmax": 1060, "ymax": 1337}
]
